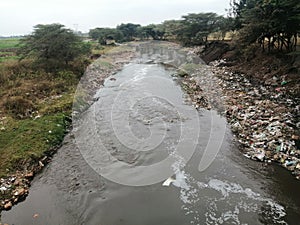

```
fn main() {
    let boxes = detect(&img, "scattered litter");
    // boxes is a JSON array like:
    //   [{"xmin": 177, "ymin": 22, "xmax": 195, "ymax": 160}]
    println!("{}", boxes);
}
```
[
  {"xmin": 208, "ymin": 59, "xmax": 300, "ymax": 179},
  {"xmin": 253, "ymin": 151, "xmax": 265, "ymax": 162},
  {"xmin": 285, "ymin": 161, "xmax": 297, "ymax": 167},
  {"xmin": 162, "ymin": 177, "xmax": 175, "ymax": 186}
]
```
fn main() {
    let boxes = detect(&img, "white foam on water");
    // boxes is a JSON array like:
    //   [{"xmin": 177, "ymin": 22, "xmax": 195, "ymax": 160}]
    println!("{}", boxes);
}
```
[
  {"xmin": 131, "ymin": 67, "xmax": 149, "ymax": 82},
  {"xmin": 167, "ymin": 151, "xmax": 288, "ymax": 225},
  {"xmin": 172, "ymin": 171, "xmax": 189, "ymax": 190},
  {"xmin": 207, "ymin": 179, "xmax": 287, "ymax": 223},
  {"xmin": 208, "ymin": 179, "xmax": 261, "ymax": 200}
]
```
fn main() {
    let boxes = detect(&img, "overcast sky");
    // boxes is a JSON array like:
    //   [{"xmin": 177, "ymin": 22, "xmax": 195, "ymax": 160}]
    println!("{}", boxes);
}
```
[{"xmin": 0, "ymin": 0, "xmax": 230, "ymax": 36}]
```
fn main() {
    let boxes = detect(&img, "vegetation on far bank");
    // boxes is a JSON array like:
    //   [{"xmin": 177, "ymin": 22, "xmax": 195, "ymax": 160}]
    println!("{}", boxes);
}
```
[{"xmin": 89, "ymin": 0, "xmax": 299, "ymax": 56}]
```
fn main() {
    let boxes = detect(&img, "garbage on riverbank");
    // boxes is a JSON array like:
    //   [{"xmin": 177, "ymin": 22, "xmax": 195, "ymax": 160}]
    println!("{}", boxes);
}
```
[
  {"xmin": 177, "ymin": 46, "xmax": 299, "ymax": 180},
  {"xmin": 209, "ymin": 59, "xmax": 300, "ymax": 180},
  {"xmin": 0, "ymin": 172, "xmax": 32, "ymax": 211}
]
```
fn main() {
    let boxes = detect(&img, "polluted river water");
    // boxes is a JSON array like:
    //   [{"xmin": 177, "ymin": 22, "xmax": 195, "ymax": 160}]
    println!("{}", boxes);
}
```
[{"xmin": 1, "ymin": 42, "xmax": 300, "ymax": 225}]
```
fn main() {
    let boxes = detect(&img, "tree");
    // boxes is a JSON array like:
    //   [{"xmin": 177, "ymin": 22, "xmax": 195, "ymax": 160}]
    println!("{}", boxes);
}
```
[
  {"xmin": 218, "ymin": 17, "xmax": 235, "ymax": 40},
  {"xmin": 162, "ymin": 20, "xmax": 183, "ymax": 40},
  {"xmin": 89, "ymin": 28, "xmax": 104, "ymax": 40},
  {"xmin": 177, "ymin": 13, "xmax": 222, "ymax": 46},
  {"xmin": 89, "ymin": 27, "xmax": 124, "ymax": 44},
  {"xmin": 136, "ymin": 26, "xmax": 150, "ymax": 40},
  {"xmin": 116, "ymin": 23, "xmax": 141, "ymax": 41},
  {"xmin": 231, "ymin": 0, "xmax": 300, "ymax": 52},
  {"xmin": 229, "ymin": 0, "xmax": 254, "ymax": 30},
  {"xmin": 21, "ymin": 23, "xmax": 90, "ymax": 65},
  {"xmin": 138, "ymin": 24, "xmax": 166, "ymax": 40}
]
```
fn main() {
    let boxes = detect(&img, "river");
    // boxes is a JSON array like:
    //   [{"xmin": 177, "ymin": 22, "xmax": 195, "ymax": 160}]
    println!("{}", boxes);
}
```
[{"xmin": 2, "ymin": 42, "xmax": 300, "ymax": 225}]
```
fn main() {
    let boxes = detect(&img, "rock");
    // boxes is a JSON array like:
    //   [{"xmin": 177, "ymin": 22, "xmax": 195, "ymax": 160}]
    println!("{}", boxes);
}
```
[
  {"xmin": 13, "ymin": 178, "xmax": 23, "ymax": 186},
  {"xmin": 14, "ymin": 188, "xmax": 26, "ymax": 196},
  {"xmin": 4, "ymin": 201, "xmax": 12, "ymax": 210},
  {"xmin": 25, "ymin": 172, "xmax": 34, "ymax": 179},
  {"xmin": 177, "ymin": 69, "xmax": 188, "ymax": 77}
]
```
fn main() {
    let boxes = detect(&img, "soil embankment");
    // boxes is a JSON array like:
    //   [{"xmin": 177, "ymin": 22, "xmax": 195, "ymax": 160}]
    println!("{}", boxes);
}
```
[{"xmin": 198, "ymin": 41, "xmax": 300, "ymax": 179}]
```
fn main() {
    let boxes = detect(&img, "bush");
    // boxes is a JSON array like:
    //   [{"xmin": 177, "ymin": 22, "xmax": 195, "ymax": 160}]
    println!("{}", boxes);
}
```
[{"xmin": 3, "ymin": 96, "xmax": 35, "ymax": 118}]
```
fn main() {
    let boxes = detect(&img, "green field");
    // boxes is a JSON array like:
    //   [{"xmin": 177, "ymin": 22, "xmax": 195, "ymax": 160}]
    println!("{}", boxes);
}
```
[
  {"xmin": 0, "ymin": 38, "xmax": 21, "ymax": 49},
  {"xmin": 0, "ymin": 38, "xmax": 21, "ymax": 62}
]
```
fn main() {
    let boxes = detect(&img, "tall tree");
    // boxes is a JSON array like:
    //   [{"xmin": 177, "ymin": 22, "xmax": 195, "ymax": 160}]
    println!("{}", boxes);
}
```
[
  {"xmin": 116, "ymin": 23, "xmax": 141, "ymax": 41},
  {"xmin": 162, "ymin": 20, "xmax": 183, "ymax": 40},
  {"xmin": 138, "ymin": 24, "xmax": 165, "ymax": 40},
  {"xmin": 231, "ymin": 0, "xmax": 300, "ymax": 52},
  {"xmin": 21, "ymin": 23, "xmax": 90, "ymax": 65},
  {"xmin": 177, "ymin": 13, "xmax": 222, "ymax": 46}
]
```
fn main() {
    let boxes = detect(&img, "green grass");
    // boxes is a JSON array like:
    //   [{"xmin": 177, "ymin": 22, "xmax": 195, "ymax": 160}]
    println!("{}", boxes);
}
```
[
  {"xmin": 0, "ymin": 38, "xmax": 22, "ymax": 63},
  {"xmin": 91, "ymin": 44, "xmax": 116, "ymax": 55},
  {"xmin": 0, "ymin": 38, "xmax": 21, "ymax": 50},
  {"xmin": 0, "ymin": 60, "xmax": 79, "ymax": 178},
  {"xmin": 0, "ymin": 39, "xmax": 121, "ymax": 179},
  {"xmin": 0, "ymin": 55, "xmax": 20, "ymax": 62},
  {"xmin": 39, "ymin": 92, "xmax": 74, "ymax": 115},
  {"xmin": 0, "ymin": 113, "xmax": 69, "ymax": 177}
]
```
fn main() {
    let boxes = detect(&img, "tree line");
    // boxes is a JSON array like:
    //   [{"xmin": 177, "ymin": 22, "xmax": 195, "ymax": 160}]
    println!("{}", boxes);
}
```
[
  {"xmin": 89, "ymin": 0, "xmax": 299, "ymax": 53},
  {"xmin": 230, "ymin": 0, "xmax": 300, "ymax": 53},
  {"xmin": 89, "ymin": 13, "xmax": 231, "ymax": 46},
  {"xmin": 18, "ymin": 0, "xmax": 299, "ymax": 67}
]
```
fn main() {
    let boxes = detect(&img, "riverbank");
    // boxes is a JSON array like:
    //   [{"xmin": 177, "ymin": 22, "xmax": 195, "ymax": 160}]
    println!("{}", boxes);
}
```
[
  {"xmin": 193, "ymin": 42, "xmax": 300, "ymax": 179},
  {"xmin": 1, "ymin": 40, "xmax": 298, "ymax": 215},
  {"xmin": 2, "ymin": 41, "xmax": 300, "ymax": 225},
  {"xmin": 0, "ymin": 44, "xmax": 136, "ymax": 212}
]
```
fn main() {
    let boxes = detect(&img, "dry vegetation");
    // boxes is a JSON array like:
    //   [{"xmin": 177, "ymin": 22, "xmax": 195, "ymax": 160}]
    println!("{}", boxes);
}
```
[{"xmin": 0, "ymin": 39, "xmax": 113, "ymax": 178}]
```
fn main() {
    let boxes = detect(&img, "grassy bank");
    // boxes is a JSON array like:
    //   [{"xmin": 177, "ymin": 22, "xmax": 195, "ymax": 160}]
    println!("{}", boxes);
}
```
[
  {"xmin": 0, "ymin": 38, "xmax": 117, "ymax": 210},
  {"xmin": 0, "ymin": 38, "xmax": 21, "ymax": 63},
  {"xmin": 0, "ymin": 62, "xmax": 78, "ymax": 176},
  {"xmin": 0, "ymin": 114, "xmax": 69, "ymax": 177},
  {"xmin": 0, "ymin": 41, "xmax": 106, "ymax": 178}
]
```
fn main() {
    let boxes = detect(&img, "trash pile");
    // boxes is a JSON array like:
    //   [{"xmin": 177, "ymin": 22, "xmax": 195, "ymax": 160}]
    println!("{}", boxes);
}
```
[
  {"xmin": 0, "ymin": 172, "xmax": 32, "ymax": 210},
  {"xmin": 179, "ymin": 76, "xmax": 210, "ymax": 110},
  {"xmin": 210, "ymin": 59, "xmax": 300, "ymax": 179}
]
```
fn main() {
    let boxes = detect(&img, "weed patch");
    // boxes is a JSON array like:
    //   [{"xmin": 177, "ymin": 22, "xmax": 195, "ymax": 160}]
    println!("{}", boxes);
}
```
[{"xmin": 0, "ymin": 114, "xmax": 69, "ymax": 177}]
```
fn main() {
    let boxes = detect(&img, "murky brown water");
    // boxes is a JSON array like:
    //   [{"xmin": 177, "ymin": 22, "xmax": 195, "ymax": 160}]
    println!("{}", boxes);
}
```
[{"xmin": 2, "ymin": 43, "xmax": 300, "ymax": 225}]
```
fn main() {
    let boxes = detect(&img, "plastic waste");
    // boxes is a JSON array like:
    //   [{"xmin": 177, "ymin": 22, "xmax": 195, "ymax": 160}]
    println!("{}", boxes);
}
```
[{"xmin": 162, "ymin": 177, "xmax": 175, "ymax": 186}]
